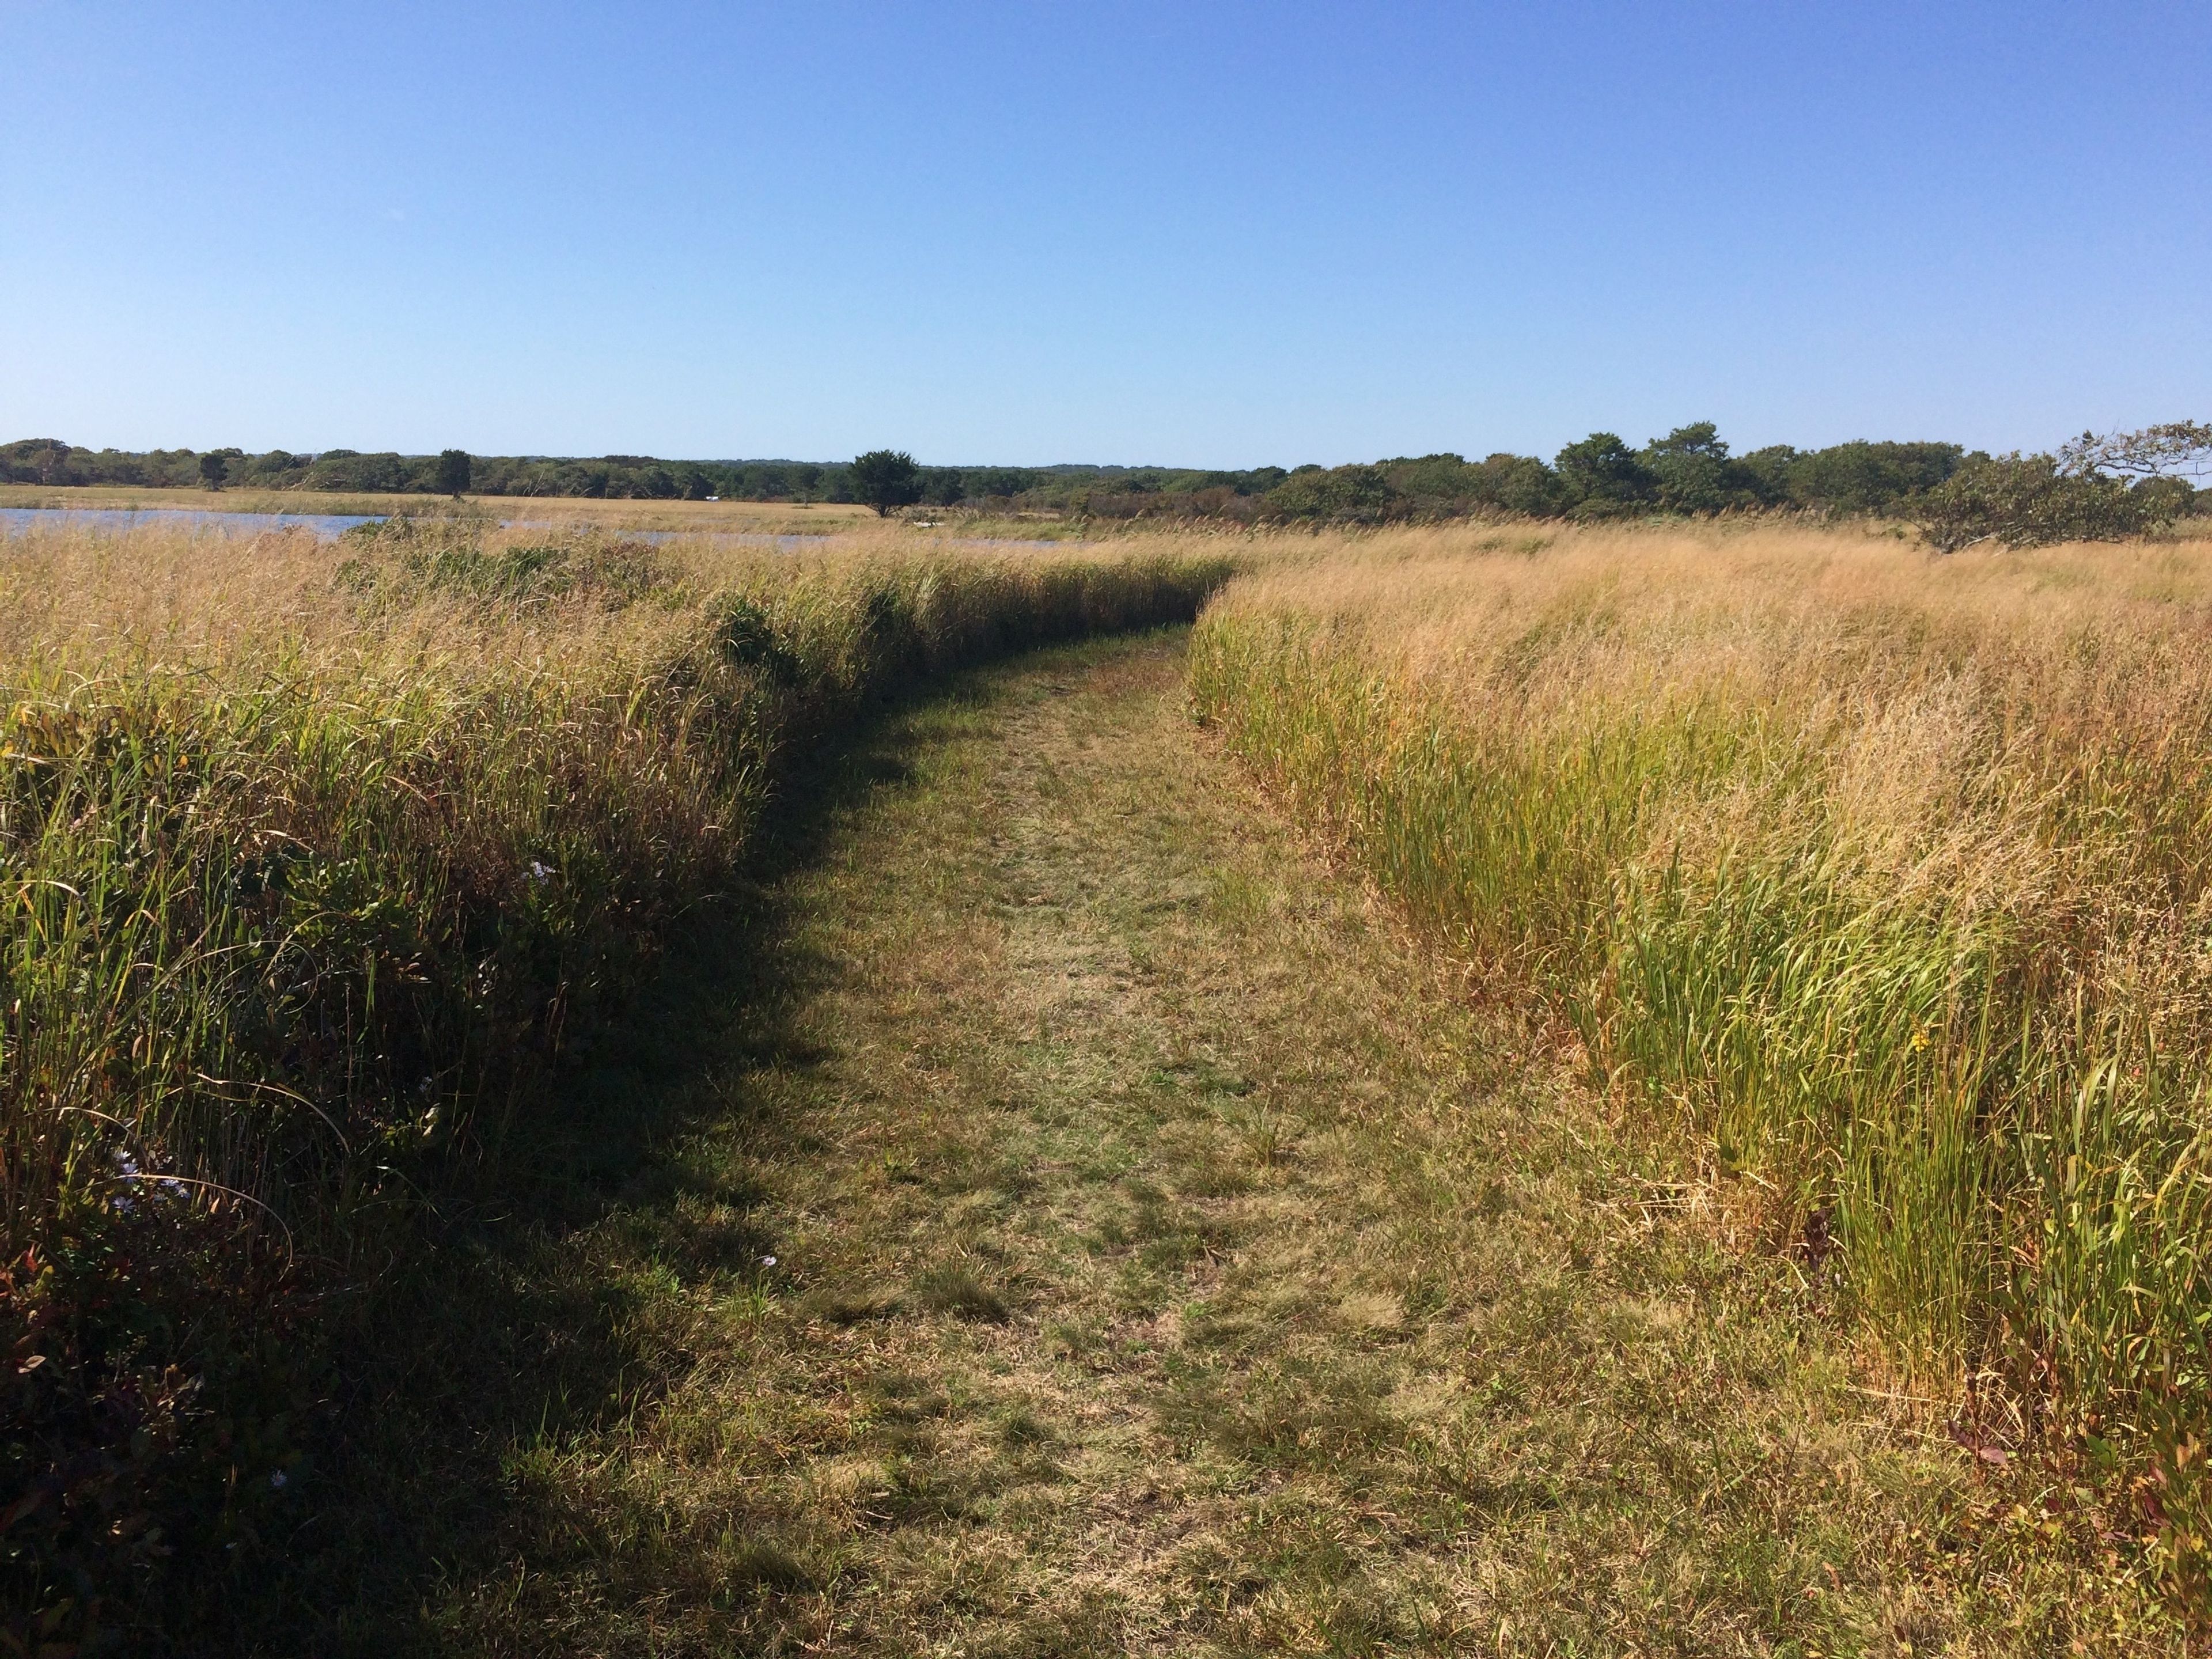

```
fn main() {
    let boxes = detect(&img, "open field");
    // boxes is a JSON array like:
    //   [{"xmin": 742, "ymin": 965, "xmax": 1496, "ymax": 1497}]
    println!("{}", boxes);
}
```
[
  {"xmin": 212, "ymin": 631, "xmax": 2158, "ymax": 1654},
  {"xmin": 0, "ymin": 483, "xmax": 880, "ymax": 532},
  {"xmin": 4, "ymin": 513, "xmax": 2207, "ymax": 1650},
  {"xmin": 1193, "ymin": 519, "xmax": 2212, "ymax": 1616},
  {"xmin": 0, "ymin": 517, "xmax": 1227, "ymax": 1646}
]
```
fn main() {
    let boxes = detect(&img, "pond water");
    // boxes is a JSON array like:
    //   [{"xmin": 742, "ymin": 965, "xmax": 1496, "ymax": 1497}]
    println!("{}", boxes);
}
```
[
  {"xmin": 0, "ymin": 506, "xmax": 386, "ymax": 537},
  {"xmin": 0, "ymin": 506, "xmax": 1084, "ymax": 553}
]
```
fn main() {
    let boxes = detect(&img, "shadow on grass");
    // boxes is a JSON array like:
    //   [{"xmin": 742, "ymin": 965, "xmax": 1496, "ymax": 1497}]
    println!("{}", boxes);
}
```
[{"xmin": 188, "ymin": 649, "xmax": 1073, "ymax": 1654}]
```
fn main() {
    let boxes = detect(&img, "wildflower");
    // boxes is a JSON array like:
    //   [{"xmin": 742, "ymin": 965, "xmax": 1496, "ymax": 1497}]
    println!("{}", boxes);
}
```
[
  {"xmin": 529, "ymin": 860, "xmax": 553, "ymax": 884},
  {"xmin": 269, "ymin": 1469, "xmax": 287, "ymax": 1489},
  {"xmin": 760, "ymin": 1255, "xmax": 778, "ymax": 1268}
]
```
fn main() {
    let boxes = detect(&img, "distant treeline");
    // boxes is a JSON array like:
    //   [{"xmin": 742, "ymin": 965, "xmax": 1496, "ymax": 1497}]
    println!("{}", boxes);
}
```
[{"xmin": 6, "ymin": 425, "xmax": 2205, "ymax": 527}]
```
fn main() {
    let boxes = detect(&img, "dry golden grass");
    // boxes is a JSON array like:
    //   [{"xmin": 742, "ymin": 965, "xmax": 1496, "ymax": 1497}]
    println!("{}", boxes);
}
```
[
  {"xmin": 366, "ymin": 635, "xmax": 2175, "ymax": 1655},
  {"xmin": 0, "ymin": 517, "xmax": 1229, "ymax": 1648},
  {"xmin": 13, "ymin": 509, "xmax": 2203, "ymax": 1646},
  {"xmin": 1192, "ymin": 517, "xmax": 2212, "ymax": 1613}
]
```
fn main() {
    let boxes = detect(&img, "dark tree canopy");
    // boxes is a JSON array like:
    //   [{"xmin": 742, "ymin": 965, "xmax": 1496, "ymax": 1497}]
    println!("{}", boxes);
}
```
[
  {"xmin": 435, "ymin": 449, "xmax": 472, "ymax": 497},
  {"xmin": 1553, "ymin": 432, "xmax": 1655, "ymax": 515},
  {"xmin": 850, "ymin": 449, "xmax": 923, "ymax": 516},
  {"xmin": 196, "ymin": 452, "xmax": 228, "ymax": 490}
]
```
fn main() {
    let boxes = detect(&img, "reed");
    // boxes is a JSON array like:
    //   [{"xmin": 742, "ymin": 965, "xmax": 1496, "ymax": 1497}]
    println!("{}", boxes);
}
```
[
  {"xmin": 0, "ymin": 516, "xmax": 1230, "ymax": 1634},
  {"xmin": 1188, "ymin": 520, "xmax": 2212, "ymax": 1603}
]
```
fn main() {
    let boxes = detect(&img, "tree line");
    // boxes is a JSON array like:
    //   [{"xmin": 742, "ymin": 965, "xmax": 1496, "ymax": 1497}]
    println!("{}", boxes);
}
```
[
  {"xmin": 6, "ymin": 423, "xmax": 2205, "ymax": 544},
  {"xmin": 0, "ymin": 440, "xmax": 1101, "ymax": 507}
]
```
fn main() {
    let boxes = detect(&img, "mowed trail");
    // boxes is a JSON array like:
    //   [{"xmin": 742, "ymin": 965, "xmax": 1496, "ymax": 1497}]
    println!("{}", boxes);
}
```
[{"xmin": 444, "ymin": 632, "xmax": 2103, "ymax": 1656}]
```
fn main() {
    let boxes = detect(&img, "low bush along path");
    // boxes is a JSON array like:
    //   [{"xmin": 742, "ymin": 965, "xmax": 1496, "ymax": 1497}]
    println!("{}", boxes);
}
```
[{"xmin": 437, "ymin": 629, "xmax": 2147, "ymax": 1657}]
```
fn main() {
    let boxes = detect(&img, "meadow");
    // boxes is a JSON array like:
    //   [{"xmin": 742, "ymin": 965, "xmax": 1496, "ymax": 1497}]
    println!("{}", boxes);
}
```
[
  {"xmin": 9, "ymin": 506, "xmax": 2212, "ymax": 1649},
  {"xmin": 0, "ymin": 515, "xmax": 1227, "ymax": 1641},
  {"xmin": 1191, "ymin": 520, "xmax": 2212, "ymax": 1606}
]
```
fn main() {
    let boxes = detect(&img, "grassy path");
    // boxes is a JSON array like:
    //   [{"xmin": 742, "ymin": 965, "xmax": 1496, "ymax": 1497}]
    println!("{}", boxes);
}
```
[{"xmin": 421, "ymin": 631, "xmax": 2136, "ymax": 1656}]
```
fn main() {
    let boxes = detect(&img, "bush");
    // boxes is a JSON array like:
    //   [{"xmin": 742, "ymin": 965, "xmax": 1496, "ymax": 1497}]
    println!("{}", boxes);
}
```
[
  {"xmin": 1915, "ymin": 453, "xmax": 2157, "ymax": 551},
  {"xmin": 1263, "ymin": 463, "xmax": 1392, "ymax": 522}
]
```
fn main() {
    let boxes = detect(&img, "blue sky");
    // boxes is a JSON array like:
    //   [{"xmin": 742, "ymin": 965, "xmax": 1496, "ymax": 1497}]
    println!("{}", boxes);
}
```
[{"xmin": 3, "ymin": 1, "xmax": 2206, "ymax": 466}]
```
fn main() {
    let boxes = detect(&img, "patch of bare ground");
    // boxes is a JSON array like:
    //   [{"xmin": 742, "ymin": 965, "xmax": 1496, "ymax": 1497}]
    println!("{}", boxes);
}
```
[{"xmin": 425, "ymin": 632, "xmax": 2171, "ymax": 1656}]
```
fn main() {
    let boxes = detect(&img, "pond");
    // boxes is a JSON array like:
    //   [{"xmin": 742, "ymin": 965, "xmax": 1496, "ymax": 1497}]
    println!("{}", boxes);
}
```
[
  {"xmin": 0, "ymin": 506, "xmax": 1085, "ymax": 554},
  {"xmin": 0, "ymin": 506, "xmax": 387, "ymax": 537}
]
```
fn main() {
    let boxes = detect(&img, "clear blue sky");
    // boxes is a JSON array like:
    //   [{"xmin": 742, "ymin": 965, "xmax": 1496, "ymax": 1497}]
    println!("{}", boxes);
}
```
[{"xmin": 3, "ymin": 1, "xmax": 2206, "ymax": 467}]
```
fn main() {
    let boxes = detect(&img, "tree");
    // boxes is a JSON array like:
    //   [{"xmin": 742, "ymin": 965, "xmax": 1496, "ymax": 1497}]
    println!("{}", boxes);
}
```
[
  {"xmin": 1478, "ymin": 452, "xmax": 1569, "ymax": 515},
  {"xmin": 850, "ymin": 449, "xmax": 923, "ymax": 516},
  {"xmin": 2058, "ymin": 421, "xmax": 2212, "ymax": 482},
  {"xmin": 1914, "ymin": 453, "xmax": 2148, "ymax": 552},
  {"xmin": 1554, "ymin": 433, "xmax": 1654, "ymax": 516},
  {"xmin": 1770, "ymin": 441, "xmax": 1962, "ymax": 516},
  {"xmin": 198, "ymin": 452, "xmax": 228, "ymax": 490},
  {"xmin": 1914, "ymin": 422, "xmax": 2209, "ymax": 552},
  {"xmin": 435, "ymin": 449, "xmax": 472, "ymax": 498},
  {"xmin": 1641, "ymin": 422, "xmax": 1755, "ymax": 514},
  {"xmin": 1263, "ymin": 463, "xmax": 1393, "ymax": 521}
]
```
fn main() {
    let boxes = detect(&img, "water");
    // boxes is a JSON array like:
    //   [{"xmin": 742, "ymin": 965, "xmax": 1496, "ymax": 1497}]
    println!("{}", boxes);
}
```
[
  {"xmin": 0, "ymin": 506, "xmax": 1086, "ymax": 552},
  {"xmin": 0, "ymin": 506, "xmax": 385, "ymax": 537}
]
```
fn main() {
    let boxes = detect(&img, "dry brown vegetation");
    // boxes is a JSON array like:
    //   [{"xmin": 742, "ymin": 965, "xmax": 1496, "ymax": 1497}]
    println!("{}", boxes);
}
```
[
  {"xmin": 1193, "ymin": 518, "xmax": 2212, "ymax": 1616},
  {"xmin": 0, "ymin": 518, "xmax": 1227, "ymax": 1646},
  {"xmin": 314, "ymin": 632, "xmax": 2173, "ymax": 1654},
  {"xmin": 7, "ymin": 510, "xmax": 2205, "ymax": 1650}
]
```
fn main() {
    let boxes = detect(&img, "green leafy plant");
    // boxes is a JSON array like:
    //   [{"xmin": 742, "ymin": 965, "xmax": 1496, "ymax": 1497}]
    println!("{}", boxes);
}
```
[{"xmin": 850, "ymin": 449, "xmax": 923, "ymax": 516}]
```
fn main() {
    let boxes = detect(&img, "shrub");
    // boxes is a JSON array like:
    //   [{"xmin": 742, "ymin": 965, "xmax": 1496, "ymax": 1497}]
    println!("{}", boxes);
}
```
[
  {"xmin": 1263, "ymin": 463, "xmax": 1392, "ymax": 522},
  {"xmin": 1915, "ymin": 452, "xmax": 2155, "ymax": 550}
]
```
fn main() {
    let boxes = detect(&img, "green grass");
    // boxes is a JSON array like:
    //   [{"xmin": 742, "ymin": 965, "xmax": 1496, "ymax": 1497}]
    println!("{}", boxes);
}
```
[
  {"xmin": 10, "ymin": 518, "xmax": 2195, "ymax": 1649},
  {"xmin": 191, "ymin": 631, "xmax": 2165, "ymax": 1654},
  {"xmin": 0, "ymin": 523, "xmax": 1230, "ymax": 1647},
  {"xmin": 1187, "ymin": 532, "xmax": 2212, "ymax": 1620}
]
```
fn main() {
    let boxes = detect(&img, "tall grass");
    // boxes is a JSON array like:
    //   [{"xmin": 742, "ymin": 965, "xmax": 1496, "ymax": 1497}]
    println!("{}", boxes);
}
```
[
  {"xmin": 0, "ymin": 517, "xmax": 1230, "ymax": 1637},
  {"xmin": 1188, "ymin": 521, "xmax": 2212, "ymax": 1603}
]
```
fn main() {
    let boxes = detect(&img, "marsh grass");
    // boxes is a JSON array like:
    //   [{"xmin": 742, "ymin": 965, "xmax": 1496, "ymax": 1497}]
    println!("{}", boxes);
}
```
[
  {"xmin": 0, "ymin": 517, "xmax": 1228, "ymax": 1643},
  {"xmin": 1190, "ymin": 521, "xmax": 2212, "ymax": 1609},
  {"xmin": 381, "ymin": 631, "xmax": 2174, "ymax": 1656}
]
